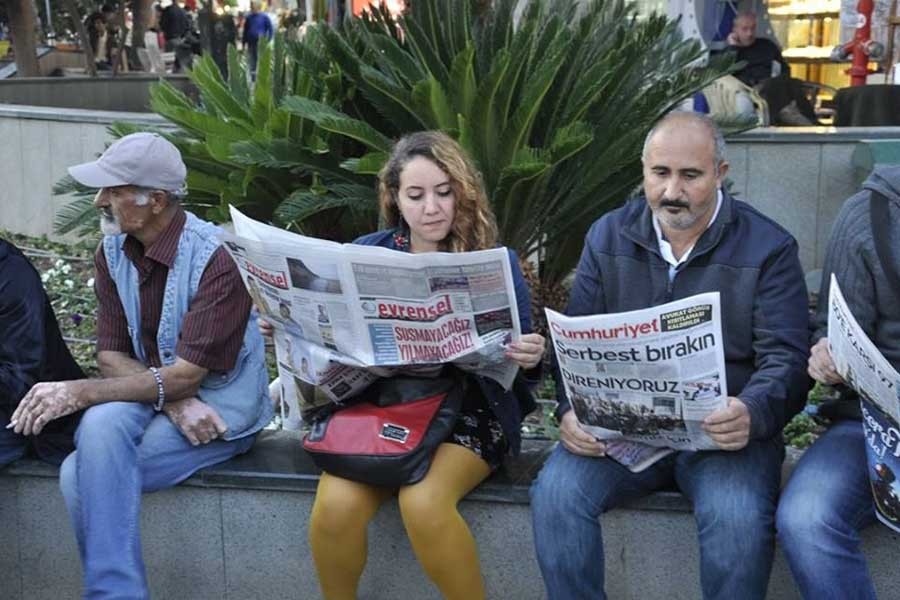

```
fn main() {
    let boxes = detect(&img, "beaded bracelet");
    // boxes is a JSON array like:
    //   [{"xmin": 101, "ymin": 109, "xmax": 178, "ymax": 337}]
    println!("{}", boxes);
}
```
[{"xmin": 148, "ymin": 366, "xmax": 165, "ymax": 411}]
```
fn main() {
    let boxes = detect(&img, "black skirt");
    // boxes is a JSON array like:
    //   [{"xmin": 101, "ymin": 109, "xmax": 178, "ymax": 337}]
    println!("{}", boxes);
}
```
[{"xmin": 446, "ymin": 385, "xmax": 508, "ymax": 471}]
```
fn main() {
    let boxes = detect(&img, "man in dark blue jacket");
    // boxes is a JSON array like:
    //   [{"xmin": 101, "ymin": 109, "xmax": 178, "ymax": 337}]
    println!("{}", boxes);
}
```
[
  {"xmin": 0, "ymin": 238, "xmax": 84, "ymax": 467},
  {"xmin": 242, "ymin": 1, "xmax": 273, "ymax": 77},
  {"xmin": 530, "ymin": 112, "xmax": 809, "ymax": 600}
]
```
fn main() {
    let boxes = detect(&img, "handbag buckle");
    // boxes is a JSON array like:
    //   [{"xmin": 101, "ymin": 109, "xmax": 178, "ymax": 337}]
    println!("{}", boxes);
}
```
[{"xmin": 379, "ymin": 423, "xmax": 410, "ymax": 443}]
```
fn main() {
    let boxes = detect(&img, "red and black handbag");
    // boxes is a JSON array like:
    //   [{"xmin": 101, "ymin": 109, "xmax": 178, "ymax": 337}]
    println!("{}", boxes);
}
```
[{"xmin": 302, "ymin": 374, "xmax": 463, "ymax": 487}]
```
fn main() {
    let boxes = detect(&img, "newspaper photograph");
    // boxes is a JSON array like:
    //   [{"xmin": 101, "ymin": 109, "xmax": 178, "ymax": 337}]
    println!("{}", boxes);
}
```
[
  {"xmin": 826, "ymin": 276, "xmax": 900, "ymax": 533},
  {"xmin": 546, "ymin": 292, "xmax": 729, "ymax": 467},
  {"xmin": 221, "ymin": 207, "xmax": 523, "ymax": 415}
]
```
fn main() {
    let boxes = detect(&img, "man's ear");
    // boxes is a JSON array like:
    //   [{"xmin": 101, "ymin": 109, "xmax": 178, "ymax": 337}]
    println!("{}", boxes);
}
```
[
  {"xmin": 150, "ymin": 190, "xmax": 169, "ymax": 214},
  {"xmin": 716, "ymin": 160, "xmax": 730, "ymax": 184}
]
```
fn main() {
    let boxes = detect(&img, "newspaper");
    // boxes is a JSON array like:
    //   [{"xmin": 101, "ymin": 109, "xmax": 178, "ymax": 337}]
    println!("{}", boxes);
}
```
[
  {"xmin": 546, "ymin": 293, "xmax": 729, "ymax": 471},
  {"xmin": 221, "ymin": 207, "xmax": 523, "ymax": 420},
  {"xmin": 826, "ymin": 275, "xmax": 900, "ymax": 533}
]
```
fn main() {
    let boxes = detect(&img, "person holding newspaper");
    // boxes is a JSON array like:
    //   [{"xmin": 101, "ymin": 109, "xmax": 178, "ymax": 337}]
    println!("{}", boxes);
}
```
[
  {"xmin": 775, "ymin": 166, "xmax": 900, "ymax": 600},
  {"xmin": 260, "ymin": 131, "xmax": 544, "ymax": 600},
  {"xmin": 530, "ymin": 112, "xmax": 809, "ymax": 600},
  {"xmin": 9, "ymin": 133, "xmax": 273, "ymax": 598}
]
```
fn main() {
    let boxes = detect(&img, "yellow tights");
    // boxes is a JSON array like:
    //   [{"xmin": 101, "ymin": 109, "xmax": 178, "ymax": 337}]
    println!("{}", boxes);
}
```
[{"xmin": 308, "ymin": 443, "xmax": 491, "ymax": 600}]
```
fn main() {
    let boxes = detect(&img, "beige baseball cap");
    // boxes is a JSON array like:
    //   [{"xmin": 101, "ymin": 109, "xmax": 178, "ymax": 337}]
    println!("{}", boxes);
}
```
[{"xmin": 68, "ymin": 132, "xmax": 187, "ymax": 192}]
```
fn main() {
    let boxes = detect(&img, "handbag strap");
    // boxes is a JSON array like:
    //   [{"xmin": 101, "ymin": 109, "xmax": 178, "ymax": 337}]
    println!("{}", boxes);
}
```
[{"xmin": 869, "ymin": 190, "xmax": 900, "ymax": 299}]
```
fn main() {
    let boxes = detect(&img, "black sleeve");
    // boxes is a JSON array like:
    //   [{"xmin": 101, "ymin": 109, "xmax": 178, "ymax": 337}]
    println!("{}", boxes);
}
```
[{"xmin": 0, "ymin": 256, "xmax": 47, "ymax": 412}]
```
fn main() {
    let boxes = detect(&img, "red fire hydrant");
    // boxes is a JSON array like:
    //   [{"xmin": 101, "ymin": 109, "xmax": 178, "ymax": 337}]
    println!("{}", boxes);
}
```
[{"xmin": 832, "ymin": 0, "xmax": 885, "ymax": 85}]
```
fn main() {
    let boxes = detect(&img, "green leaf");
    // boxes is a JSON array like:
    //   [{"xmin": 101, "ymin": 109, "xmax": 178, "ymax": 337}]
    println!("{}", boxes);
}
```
[
  {"xmin": 411, "ymin": 76, "xmax": 455, "ymax": 130},
  {"xmin": 280, "ymin": 96, "xmax": 392, "ymax": 152},
  {"xmin": 275, "ymin": 190, "xmax": 372, "ymax": 224},
  {"xmin": 54, "ymin": 196, "xmax": 98, "ymax": 237},
  {"xmin": 449, "ymin": 45, "xmax": 476, "ymax": 118},
  {"xmin": 340, "ymin": 151, "xmax": 389, "ymax": 175},
  {"xmin": 227, "ymin": 45, "xmax": 251, "ymax": 106},
  {"xmin": 188, "ymin": 55, "xmax": 252, "ymax": 123},
  {"xmin": 252, "ymin": 39, "xmax": 274, "ymax": 129}
]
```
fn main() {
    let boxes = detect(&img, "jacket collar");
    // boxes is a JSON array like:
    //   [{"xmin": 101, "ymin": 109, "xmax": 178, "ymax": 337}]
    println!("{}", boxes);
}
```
[{"xmin": 622, "ymin": 189, "xmax": 737, "ymax": 261}]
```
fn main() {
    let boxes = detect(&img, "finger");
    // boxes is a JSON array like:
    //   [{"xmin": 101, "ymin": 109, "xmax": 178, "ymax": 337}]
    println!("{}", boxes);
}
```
[
  {"xmin": 505, "ymin": 352, "xmax": 540, "ymax": 368},
  {"xmin": 561, "ymin": 436, "xmax": 605, "ymax": 457},
  {"xmin": 702, "ymin": 419, "xmax": 745, "ymax": 435},
  {"xmin": 184, "ymin": 429, "xmax": 201, "ymax": 446},
  {"xmin": 211, "ymin": 412, "xmax": 228, "ymax": 435},
  {"xmin": 709, "ymin": 437, "xmax": 743, "ymax": 450},
  {"xmin": 17, "ymin": 399, "xmax": 41, "ymax": 435},
  {"xmin": 507, "ymin": 339, "xmax": 544, "ymax": 351},
  {"xmin": 11, "ymin": 388, "xmax": 37, "ymax": 424},
  {"xmin": 561, "ymin": 427, "xmax": 606, "ymax": 453},
  {"xmin": 703, "ymin": 408, "xmax": 739, "ymax": 426},
  {"xmin": 505, "ymin": 349, "xmax": 542, "ymax": 362},
  {"xmin": 31, "ymin": 413, "xmax": 48, "ymax": 436},
  {"xmin": 707, "ymin": 430, "xmax": 748, "ymax": 445},
  {"xmin": 21, "ymin": 407, "xmax": 40, "ymax": 436},
  {"xmin": 563, "ymin": 421, "xmax": 600, "ymax": 444}
]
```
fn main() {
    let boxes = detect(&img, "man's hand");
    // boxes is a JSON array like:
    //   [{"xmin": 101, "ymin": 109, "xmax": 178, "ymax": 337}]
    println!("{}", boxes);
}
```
[
  {"xmin": 9, "ymin": 381, "xmax": 89, "ymax": 436},
  {"xmin": 726, "ymin": 31, "xmax": 739, "ymax": 46},
  {"xmin": 559, "ymin": 410, "xmax": 607, "ymax": 457},
  {"xmin": 808, "ymin": 337, "xmax": 844, "ymax": 385},
  {"xmin": 258, "ymin": 317, "xmax": 274, "ymax": 338},
  {"xmin": 163, "ymin": 397, "xmax": 228, "ymax": 446},
  {"xmin": 702, "ymin": 397, "xmax": 751, "ymax": 451}
]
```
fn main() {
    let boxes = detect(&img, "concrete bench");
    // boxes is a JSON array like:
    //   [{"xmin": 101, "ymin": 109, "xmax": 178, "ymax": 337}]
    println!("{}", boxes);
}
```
[{"xmin": 2, "ymin": 431, "xmax": 898, "ymax": 599}]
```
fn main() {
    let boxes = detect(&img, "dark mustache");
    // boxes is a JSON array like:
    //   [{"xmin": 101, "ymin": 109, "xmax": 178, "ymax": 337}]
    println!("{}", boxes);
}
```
[{"xmin": 659, "ymin": 199, "xmax": 690, "ymax": 209}]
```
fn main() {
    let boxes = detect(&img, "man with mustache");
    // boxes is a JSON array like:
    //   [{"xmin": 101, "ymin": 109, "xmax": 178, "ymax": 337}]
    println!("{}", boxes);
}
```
[
  {"xmin": 531, "ymin": 112, "xmax": 810, "ymax": 599},
  {"xmin": 10, "ymin": 132, "xmax": 272, "ymax": 598}
]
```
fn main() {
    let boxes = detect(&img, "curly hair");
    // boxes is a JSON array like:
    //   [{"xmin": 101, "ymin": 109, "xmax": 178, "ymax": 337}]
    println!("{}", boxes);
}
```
[{"xmin": 378, "ymin": 131, "xmax": 498, "ymax": 253}]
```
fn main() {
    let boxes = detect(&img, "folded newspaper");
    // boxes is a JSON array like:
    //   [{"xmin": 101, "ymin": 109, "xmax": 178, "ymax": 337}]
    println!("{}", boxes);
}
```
[
  {"xmin": 545, "ymin": 293, "xmax": 729, "ymax": 472},
  {"xmin": 827, "ymin": 276, "xmax": 900, "ymax": 533},
  {"xmin": 221, "ymin": 207, "xmax": 523, "ymax": 422}
]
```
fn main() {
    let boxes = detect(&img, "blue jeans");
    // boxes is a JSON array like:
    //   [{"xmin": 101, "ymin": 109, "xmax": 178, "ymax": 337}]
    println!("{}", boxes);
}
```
[
  {"xmin": 59, "ymin": 402, "xmax": 256, "ymax": 600},
  {"xmin": 776, "ymin": 420, "xmax": 877, "ymax": 600},
  {"xmin": 530, "ymin": 438, "xmax": 783, "ymax": 600}
]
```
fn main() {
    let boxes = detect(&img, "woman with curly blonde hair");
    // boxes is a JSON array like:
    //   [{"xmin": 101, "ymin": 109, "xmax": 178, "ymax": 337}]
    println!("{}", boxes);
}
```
[
  {"xmin": 307, "ymin": 131, "xmax": 545, "ymax": 599},
  {"xmin": 377, "ymin": 131, "xmax": 498, "ymax": 253}
]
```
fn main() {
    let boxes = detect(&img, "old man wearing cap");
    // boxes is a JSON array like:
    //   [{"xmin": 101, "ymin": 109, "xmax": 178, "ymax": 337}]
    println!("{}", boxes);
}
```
[{"xmin": 9, "ymin": 132, "xmax": 272, "ymax": 597}]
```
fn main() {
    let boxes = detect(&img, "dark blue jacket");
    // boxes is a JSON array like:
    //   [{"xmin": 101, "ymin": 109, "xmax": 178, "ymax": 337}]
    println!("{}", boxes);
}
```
[
  {"xmin": 560, "ymin": 192, "xmax": 809, "ymax": 440},
  {"xmin": 242, "ymin": 12, "xmax": 273, "ymax": 44},
  {"xmin": 354, "ymin": 229, "xmax": 537, "ymax": 454},
  {"xmin": 0, "ymin": 239, "xmax": 84, "ymax": 464}
]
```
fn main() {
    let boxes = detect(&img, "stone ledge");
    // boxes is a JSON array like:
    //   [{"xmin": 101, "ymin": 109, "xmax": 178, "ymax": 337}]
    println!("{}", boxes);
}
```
[
  {"xmin": 3, "ymin": 431, "xmax": 897, "ymax": 600},
  {"xmin": 0, "ymin": 429, "xmax": 720, "ymax": 512},
  {"xmin": 0, "ymin": 103, "xmax": 169, "ymax": 125}
]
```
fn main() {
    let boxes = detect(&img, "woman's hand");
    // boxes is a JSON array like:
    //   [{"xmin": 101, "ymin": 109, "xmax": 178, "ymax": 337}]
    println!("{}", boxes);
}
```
[
  {"xmin": 505, "ymin": 333, "xmax": 546, "ymax": 370},
  {"xmin": 258, "ymin": 315, "xmax": 274, "ymax": 338}
]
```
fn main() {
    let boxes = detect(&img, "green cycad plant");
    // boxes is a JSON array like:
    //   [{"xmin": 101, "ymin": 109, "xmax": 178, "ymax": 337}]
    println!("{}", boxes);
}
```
[
  {"xmin": 55, "ymin": 29, "xmax": 379, "ymax": 241},
  {"xmin": 55, "ymin": 0, "xmax": 735, "ymax": 301}
]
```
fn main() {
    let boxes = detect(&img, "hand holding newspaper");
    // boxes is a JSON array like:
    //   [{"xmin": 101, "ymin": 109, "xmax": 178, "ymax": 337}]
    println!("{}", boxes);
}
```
[
  {"xmin": 826, "ymin": 276, "xmax": 900, "ymax": 533},
  {"xmin": 221, "ymin": 207, "xmax": 524, "ymax": 421},
  {"xmin": 545, "ymin": 293, "xmax": 729, "ymax": 472}
]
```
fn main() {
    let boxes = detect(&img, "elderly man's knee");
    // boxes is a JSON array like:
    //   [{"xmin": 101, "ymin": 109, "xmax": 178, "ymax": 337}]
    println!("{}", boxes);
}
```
[
  {"xmin": 75, "ymin": 402, "xmax": 147, "ymax": 445},
  {"xmin": 59, "ymin": 451, "xmax": 78, "ymax": 502}
]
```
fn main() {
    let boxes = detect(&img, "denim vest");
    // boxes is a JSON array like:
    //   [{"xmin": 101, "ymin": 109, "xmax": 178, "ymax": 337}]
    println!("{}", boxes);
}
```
[{"xmin": 103, "ymin": 212, "xmax": 272, "ymax": 440}]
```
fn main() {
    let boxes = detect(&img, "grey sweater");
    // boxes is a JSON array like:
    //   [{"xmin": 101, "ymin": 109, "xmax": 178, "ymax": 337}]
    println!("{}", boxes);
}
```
[{"xmin": 814, "ymin": 166, "xmax": 900, "ymax": 418}]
